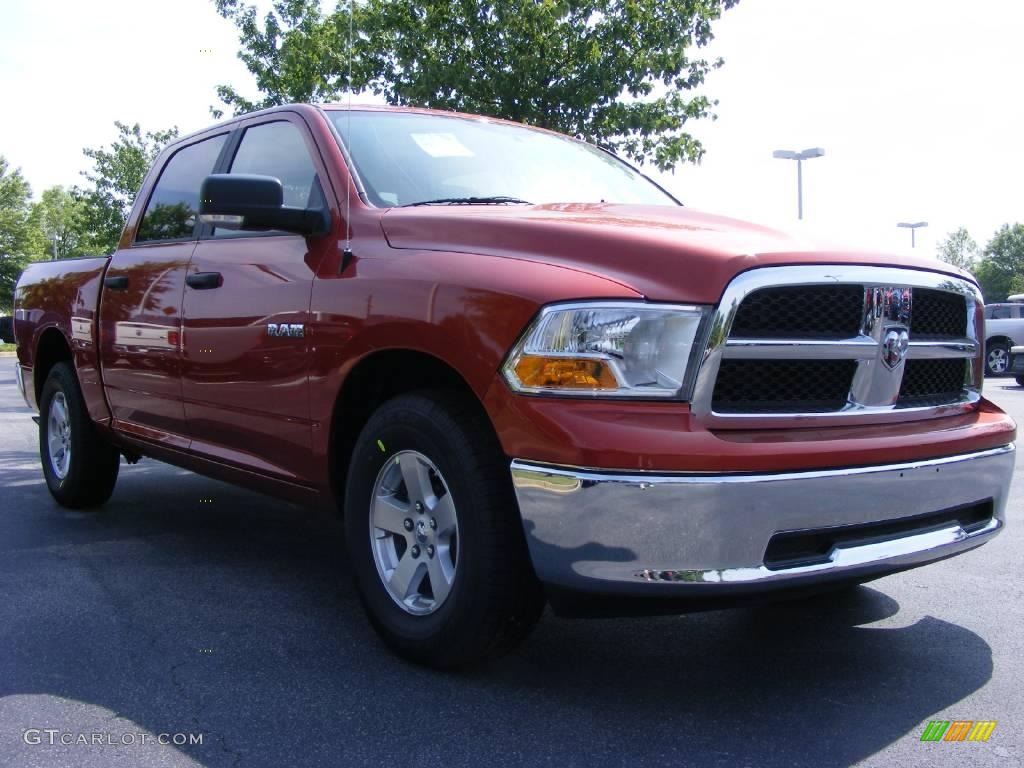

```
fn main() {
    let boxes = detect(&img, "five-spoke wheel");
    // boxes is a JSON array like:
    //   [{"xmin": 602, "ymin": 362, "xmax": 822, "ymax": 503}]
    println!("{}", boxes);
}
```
[
  {"xmin": 46, "ymin": 391, "xmax": 72, "ymax": 480},
  {"xmin": 371, "ymin": 451, "xmax": 459, "ymax": 615}
]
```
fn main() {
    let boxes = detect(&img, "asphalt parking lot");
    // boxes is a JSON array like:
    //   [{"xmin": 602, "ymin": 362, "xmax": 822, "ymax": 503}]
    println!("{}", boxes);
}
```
[{"xmin": 1, "ymin": 355, "xmax": 1021, "ymax": 768}]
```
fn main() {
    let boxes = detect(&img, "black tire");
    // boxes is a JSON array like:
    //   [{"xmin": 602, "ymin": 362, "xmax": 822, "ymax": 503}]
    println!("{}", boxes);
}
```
[
  {"xmin": 39, "ymin": 362, "xmax": 120, "ymax": 508},
  {"xmin": 1017, "ymin": 375, "xmax": 1024, "ymax": 387},
  {"xmin": 344, "ymin": 391, "xmax": 544, "ymax": 668},
  {"xmin": 985, "ymin": 340, "xmax": 1011, "ymax": 376}
]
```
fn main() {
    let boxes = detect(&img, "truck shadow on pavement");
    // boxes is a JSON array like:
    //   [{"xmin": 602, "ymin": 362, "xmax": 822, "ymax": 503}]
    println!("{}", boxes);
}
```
[{"xmin": 0, "ymin": 458, "xmax": 993, "ymax": 768}]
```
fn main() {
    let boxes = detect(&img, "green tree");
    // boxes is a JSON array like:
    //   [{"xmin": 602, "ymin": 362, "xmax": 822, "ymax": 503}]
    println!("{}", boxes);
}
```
[
  {"xmin": 973, "ymin": 223, "xmax": 1024, "ymax": 302},
  {"xmin": 935, "ymin": 227, "xmax": 978, "ymax": 270},
  {"xmin": 34, "ymin": 186, "xmax": 90, "ymax": 260},
  {"xmin": 214, "ymin": 0, "xmax": 738, "ymax": 169},
  {"xmin": 0, "ymin": 157, "xmax": 45, "ymax": 311},
  {"xmin": 78, "ymin": 121, "xmax": 179, "ymax": 254}
]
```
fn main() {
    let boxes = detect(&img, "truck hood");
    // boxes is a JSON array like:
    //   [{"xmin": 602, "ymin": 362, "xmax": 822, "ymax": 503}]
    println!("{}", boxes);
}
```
[{"xmin": 381, "ymin": 203, "xmax": 970, "ymax": 303}]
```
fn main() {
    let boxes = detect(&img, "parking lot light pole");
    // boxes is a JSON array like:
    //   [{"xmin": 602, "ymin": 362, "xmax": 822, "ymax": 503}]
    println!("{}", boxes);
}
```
[
  {"xmin": 897, "ymin": 221, "xmax": 928, "ymax": 248},
  {"xmin": 773, "ymin": 147, "xmax": 825, "ymax": 220}
]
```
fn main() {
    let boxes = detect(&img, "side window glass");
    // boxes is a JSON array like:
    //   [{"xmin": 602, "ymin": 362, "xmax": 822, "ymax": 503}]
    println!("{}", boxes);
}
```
[
  {"xmin": 992, "ymin": 306, "xmax": 1009, "ymax": 319},
  {"xmin": 213, "ymin": 120, "xmax": 321, "ymax": 238},
  {"xmin": 136, "ymin": 135, "xmax": 227, "ymax": 243}
]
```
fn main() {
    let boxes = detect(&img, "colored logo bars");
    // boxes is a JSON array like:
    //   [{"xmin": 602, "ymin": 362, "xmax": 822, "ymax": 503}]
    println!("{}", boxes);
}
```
[{"xmin": 920, "ymin": 720, "xmax": 997, "ymax": 742}]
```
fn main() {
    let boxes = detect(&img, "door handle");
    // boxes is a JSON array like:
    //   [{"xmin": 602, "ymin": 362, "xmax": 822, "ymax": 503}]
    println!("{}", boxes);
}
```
[
  {"xmin": 103, "ymin": 276, "xmax": 129, "ymax": 291},
  {"xmin": 186, "ymin": 272, "xmax": 223, "ymax": 290}
]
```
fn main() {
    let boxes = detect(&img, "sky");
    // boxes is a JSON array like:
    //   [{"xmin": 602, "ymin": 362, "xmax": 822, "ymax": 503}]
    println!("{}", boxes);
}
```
[{"xmin": 1, "ymin": 0, "xmax": 1021, "ymax": 258}]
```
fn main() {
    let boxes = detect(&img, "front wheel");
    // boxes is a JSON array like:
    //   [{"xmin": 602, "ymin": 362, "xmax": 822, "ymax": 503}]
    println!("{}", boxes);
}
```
[
  {"xmin": 986, "ymin": 341, "xmax": 1010, "ymax": 376},
  {"xmin": 39, "ymin": 362, "xmax": 120, "ymax": 508},
  {"xmin": 344, "ymin": 391, "xmax": 544, "ymax": 668}
]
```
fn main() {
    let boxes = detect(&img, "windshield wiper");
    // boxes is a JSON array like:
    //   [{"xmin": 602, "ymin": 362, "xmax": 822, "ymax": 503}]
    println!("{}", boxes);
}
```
[{"xmin": 401, "ymin": 196, "xmax": 533, "ymax": 207}]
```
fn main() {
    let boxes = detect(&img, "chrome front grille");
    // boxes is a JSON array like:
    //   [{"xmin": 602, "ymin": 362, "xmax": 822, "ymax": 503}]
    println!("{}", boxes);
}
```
[{"xmin": 692, "ymin": 266, "xmax": 983, "ymax": 427}]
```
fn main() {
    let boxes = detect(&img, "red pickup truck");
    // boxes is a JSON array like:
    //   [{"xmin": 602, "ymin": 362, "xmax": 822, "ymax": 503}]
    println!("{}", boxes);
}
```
[{"xmin": 13, "ymin": 104, "xmax": 1016, "ymax": 667}]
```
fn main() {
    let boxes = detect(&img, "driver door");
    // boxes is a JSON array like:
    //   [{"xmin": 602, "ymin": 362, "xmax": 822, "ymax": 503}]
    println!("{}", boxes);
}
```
[{"xmin": 180, "ymin": 114, "xmax": 334, "ymax": 483}]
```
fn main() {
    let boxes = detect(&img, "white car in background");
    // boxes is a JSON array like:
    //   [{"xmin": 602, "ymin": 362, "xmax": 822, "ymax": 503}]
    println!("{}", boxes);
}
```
[{"xmin": 984, "ymin": 300, "xmax": 1024, "ymax": 375}]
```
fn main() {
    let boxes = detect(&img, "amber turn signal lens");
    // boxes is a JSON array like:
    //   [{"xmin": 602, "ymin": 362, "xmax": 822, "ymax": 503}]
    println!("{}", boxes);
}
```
[{"xmin": 513, "ymin": 356, "xmax": 620, "ymax": 389}]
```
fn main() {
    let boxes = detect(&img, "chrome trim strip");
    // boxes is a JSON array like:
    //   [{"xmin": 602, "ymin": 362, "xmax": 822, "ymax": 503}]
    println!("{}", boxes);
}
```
[
  {"xmin": 688, "ymin": 394, "xmax": 983, "ymax": 428},
  {"xmin": 512, "ymin": 444, "xmax": 1013, "ymax": 484},
  {"xmin": 724, "ymin": 337, "xmax": 878, "ymax": 360},
  {"xmin": 724, "ymin": 337, "xmax": 977, "ymax": 360},
  {"xmin": 692, "ymin": 266, "xmax": 983, "ymax": 428},
  {"xmin": 906, "ymin": 339, "xmax": 979, "ymax": 359},
  {"xmin": 510, "ymin": 444, "xmax": 1013, "ymax": 591}
]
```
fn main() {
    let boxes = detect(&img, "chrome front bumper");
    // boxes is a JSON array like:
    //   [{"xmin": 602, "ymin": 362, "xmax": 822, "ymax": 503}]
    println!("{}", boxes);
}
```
[{"xmin": 511, "ymin": 445, "xmax": 1014, "ymax": 596}]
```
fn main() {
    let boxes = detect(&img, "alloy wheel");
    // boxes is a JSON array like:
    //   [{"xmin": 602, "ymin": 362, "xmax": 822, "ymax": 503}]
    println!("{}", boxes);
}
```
[{"xmin": 369, "ymin": 451, "xmax": 459, "ymax": 615}]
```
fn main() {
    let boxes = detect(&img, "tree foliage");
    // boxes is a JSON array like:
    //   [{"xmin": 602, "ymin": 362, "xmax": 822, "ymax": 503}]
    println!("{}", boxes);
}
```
[
  {"xmin": 973, "ymin": 223, "xmax": 1024, "ymax": 303},
  {"xmin": 78, "ymin": 121, "xmax": 179, "ymax": 254},
  {"xmin": 0, "ymin": 157, "xmax": 44, "ymax": 311},
  {"xmin": 935, "ymin": 227, "xmax": 978, "ymax": 271},
  {"xmin": 34, "ymin": 186, "xmax": 90, "ymax": 260},
  {"xmin": 214, "ymin": 0, "xmax": 738, "ymax": 169}
]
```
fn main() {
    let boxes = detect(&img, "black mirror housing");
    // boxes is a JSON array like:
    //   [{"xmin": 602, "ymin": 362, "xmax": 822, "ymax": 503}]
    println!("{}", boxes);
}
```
[{"xmin": 199, "ymin": 174, "xmax": 330, "ymax": 237}]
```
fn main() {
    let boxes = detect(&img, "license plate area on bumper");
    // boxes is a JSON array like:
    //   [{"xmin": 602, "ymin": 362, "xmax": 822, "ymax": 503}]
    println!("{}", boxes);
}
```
[{"xmin": 762, "ymin": 499, "xmax": 993, "ymax": 570}]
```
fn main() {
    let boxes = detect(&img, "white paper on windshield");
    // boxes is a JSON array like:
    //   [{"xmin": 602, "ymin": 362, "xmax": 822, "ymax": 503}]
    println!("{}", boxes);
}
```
[{"xmin": 410, "ymin": 133, "xmax": 474, "ymax": 158}]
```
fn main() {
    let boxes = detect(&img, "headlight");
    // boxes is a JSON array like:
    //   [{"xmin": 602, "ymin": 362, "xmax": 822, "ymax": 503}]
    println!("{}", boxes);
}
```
[{"xmin": 502, "ymin": 302, "xmax": 709, "ymax": 398}]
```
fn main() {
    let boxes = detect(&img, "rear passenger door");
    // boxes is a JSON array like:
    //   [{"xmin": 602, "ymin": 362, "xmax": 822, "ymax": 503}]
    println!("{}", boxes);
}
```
[
  {"xmin": 99, "ymin": 132, "xmax": 228, "ymax": 447},
  {"xmin": 181, "ymin": 114, "xmax": 334, "ymax": 483}
]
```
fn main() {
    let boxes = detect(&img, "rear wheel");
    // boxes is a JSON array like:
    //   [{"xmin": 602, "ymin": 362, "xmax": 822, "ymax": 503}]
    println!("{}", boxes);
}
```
[
  {"xmin": 344, "ymin": 391, "xmax": 544, "ymax": 668},
  {"xmin": 39, "ymin": 362, "xmax": 120, "ymax": 508},
  {"xmin": 986, "ymin": 341, "xmax": 1010, "ymax": 376}
]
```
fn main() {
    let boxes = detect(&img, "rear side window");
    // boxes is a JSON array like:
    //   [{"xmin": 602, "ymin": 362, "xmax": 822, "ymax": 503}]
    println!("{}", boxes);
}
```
[
  {"xmin": 136, "ymin": 134, "xmax": 227, "ymax": 243},
  {"xmin": 212, "ymin": 120, "xmax": 322, "ymax": 238}
]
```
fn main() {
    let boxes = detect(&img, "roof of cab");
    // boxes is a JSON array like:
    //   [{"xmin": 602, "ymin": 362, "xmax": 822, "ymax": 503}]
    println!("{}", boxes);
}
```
[{"xmin": 164, "ymin": 102, "xmax": 569, "ymax": 152}]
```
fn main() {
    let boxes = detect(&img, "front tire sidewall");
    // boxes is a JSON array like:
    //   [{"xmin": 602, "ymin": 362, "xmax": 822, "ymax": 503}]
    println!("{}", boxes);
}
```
[{"xmin": 347, "ymin": 417, "xmax": 466, "ymax": 644}]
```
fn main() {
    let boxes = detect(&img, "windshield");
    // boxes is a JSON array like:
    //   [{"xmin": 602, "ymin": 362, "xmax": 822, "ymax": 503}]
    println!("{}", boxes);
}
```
[{"xmin": 327, "ymin": 110, "xmax": 679, "ymax": 208}]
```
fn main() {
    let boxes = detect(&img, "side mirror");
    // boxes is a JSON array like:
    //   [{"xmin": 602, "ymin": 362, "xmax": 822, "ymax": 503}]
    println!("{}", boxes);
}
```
[{"xmin": 198, "ymin": 174, "xmax": 330, "ymax": 237}]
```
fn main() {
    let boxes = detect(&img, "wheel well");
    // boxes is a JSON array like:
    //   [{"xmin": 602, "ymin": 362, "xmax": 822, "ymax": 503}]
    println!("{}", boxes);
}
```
[
  {"xmin": 329, "ymin": 350, "xmax": 487, "ymax": 515},
  {"xmin": 34, "ymin": 327, "xmax": 72, "ymax": 405}
]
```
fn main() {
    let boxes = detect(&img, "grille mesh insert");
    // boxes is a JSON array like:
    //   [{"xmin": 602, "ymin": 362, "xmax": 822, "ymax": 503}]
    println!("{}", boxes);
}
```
[
  {"xmin": 729, "ymin": 285, "xmax": 865, "ymax": 339},
  {"xmin": 711, "ymin": 360, "xmax": 857, "ymax": 413},
  {"xmin": 911, "ymin": 289, "xmax": 968, "ymax": 339},
  {"xmin": 897, "ymin": 359, "xmax": 967, "ymax": 407}
]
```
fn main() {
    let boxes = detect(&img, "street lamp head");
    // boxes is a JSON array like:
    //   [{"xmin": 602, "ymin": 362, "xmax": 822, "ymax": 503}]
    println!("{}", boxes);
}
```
[
  {"xmin": 774, "ymin": 148, "xmax": 825, "ymax": 161},
  {"xmin": 897, "ymin": 222, "xmax": 929, "ymax": 229}
]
